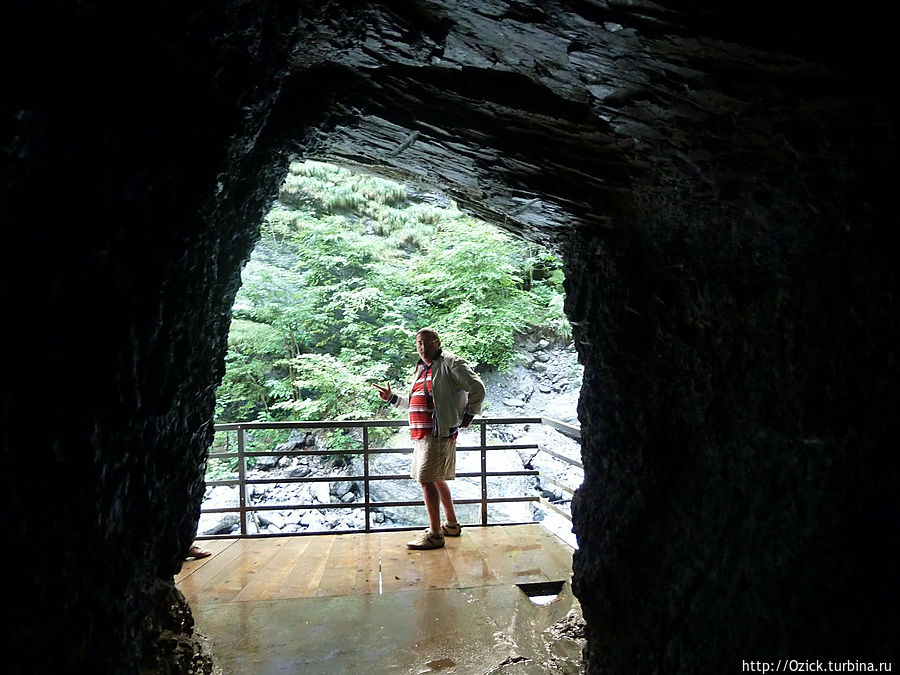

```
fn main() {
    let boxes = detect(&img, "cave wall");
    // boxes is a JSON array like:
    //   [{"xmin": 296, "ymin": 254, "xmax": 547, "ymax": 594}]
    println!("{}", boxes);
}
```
[
  {"xmin": 568, "ymin": 175, "xmax": 899, "ymax": 670},
  {"xmin": 1, "ymin": 2, "xmax": 298, "ymax": 671},
  {"xmin": 2, "ymin": 1, "xmax": 897, "ymax": 673}
]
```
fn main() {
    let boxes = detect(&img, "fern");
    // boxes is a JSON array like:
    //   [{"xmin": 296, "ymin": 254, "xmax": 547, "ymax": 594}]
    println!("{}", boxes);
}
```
[{"xmin": 216, "ymin": 161, "xmax": 571, "ymax": 424}]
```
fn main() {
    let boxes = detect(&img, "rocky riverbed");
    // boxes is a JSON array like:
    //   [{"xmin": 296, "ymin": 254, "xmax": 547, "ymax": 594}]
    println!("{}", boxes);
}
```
[{"xmin": 199, "ymin": 334, "xmax": 583, "ymax": 547}]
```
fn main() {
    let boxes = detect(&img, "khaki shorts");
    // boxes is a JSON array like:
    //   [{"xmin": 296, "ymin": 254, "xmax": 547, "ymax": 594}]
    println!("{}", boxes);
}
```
[{"xmin": 410, "ymin": 436, "xmax": 457, "ymax": 483}]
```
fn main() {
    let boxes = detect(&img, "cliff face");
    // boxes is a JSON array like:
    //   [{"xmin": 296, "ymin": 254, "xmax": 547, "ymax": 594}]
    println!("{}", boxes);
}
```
[{"xmin": 1, "ymin": 1, "xmax": 897, "ymax": 672}]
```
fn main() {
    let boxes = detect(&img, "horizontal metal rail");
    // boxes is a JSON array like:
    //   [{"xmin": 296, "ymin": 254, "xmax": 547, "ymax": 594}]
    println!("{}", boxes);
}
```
[{"xmin": 200, "ymin": 416, "xmax": 581, "ymax": 538}]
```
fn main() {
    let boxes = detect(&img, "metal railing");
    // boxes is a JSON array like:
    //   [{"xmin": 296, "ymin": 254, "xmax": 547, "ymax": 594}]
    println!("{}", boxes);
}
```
[{"xmin": 199, "ymin": 416, "xmax": 582, "ymax": 539}]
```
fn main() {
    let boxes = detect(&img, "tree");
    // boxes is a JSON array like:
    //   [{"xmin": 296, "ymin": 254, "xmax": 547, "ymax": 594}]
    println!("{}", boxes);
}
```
[{"xmin": 215, "ymin": 160, "xmax": 570, "ymax": 423}]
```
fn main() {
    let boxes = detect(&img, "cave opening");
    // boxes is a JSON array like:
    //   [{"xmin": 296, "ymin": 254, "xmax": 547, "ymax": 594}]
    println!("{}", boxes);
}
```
[
  {"xmin": 223, "ymin": 154, "xmax": 580, "ymax": 405},
  {"xmin": 203, "ymin": 156, "xmax": 584, "ymax": 541},
  {"xmin": 234, "ymin": 156, "xmax": 578, "ymax": 395}
]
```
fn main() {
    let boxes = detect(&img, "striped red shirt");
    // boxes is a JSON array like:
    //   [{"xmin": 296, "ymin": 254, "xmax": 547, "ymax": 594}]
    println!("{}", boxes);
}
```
[{"xmin": 408, "ymin": 366, "xmax": 434, "ymax": 440}]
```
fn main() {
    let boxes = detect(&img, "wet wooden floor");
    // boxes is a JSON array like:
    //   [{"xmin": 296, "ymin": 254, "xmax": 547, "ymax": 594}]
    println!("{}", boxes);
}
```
[
  {"xmin": 175, "ymin": 525, "xmax": 580, "ymax": 674},
  {"xmin": 176, "ymin": 524, "xmax": 574, "ymax": 601}
]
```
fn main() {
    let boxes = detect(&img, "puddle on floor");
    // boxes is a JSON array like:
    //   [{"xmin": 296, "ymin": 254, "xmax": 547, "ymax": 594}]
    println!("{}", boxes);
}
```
[{"xmin": 423, "ymin": 657, "xmax": 456, "ymax": 671}]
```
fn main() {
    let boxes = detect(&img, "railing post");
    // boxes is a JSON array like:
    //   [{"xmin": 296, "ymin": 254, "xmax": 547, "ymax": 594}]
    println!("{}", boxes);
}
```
[
  {"xmin": 237, "ymin": 425, "xmax": 248, "ymax": 536},
  {"xmin": 480, "ymin": 421, "xmax": 488, "ymax": 526},
  {"xmin": 363, "ymin": 424, "xmax": 371, "ymax": 533}
]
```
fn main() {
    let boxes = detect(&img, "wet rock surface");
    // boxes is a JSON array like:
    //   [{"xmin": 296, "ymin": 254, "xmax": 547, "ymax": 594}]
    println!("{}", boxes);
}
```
[{"xmin": 3, "ymin": 1, "xmax": 897, "ymax": 673}]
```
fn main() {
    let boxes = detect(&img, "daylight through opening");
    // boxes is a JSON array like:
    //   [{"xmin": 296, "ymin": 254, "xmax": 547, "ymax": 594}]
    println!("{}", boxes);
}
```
[{"xmin": 202, "ymin": 160, "xmax": 583, "ymax": 545}]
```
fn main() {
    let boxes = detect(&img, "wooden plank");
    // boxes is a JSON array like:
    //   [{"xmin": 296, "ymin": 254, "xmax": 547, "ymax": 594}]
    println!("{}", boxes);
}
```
[
  {"xmin": 417, "ymin": 543, "xmax": 458, "ymax": 591},
  {"xmin": 497, "ymin": 525, "xmax": 557, "ymax": 584},
  {"xmin": 175, "ymin": 539, "xmax": 245, "ymax": 603},
  {"xmin": 379, "ymin": 530, "xmax": 424, "ymax": 593},
  {"xmin": 522, "ymin": 525, "xmax": 575, "ymax": 579},
  {"xmin": 316, "ymin": 533, "xmax": 378, "ymax": 597},
  {"xmin": 175, "ymin": 538, "xmax": 238, "ymax": 584},
  {"xmin": 190, "ymin": 538, "xmax": 293, "ymax": 604},
  {"xmin": 280, "ymin": 534, "xmax": 335, "ymax": 598},
  {"xmin": 354, "ymin": 531, "xmax": 382, "ymax": 595},
  {"xmin": 232, "ymin": 537, "xmax": 314, "ymax": 602},
  {"xmin": 503, "ymin": 524, "xmax": 572, "ymax": 583},
  {"xmin": 447, "ymin": 529, "xmax": 502, "ymax": 588},
  {"xmin": 464, "ymin": 526, "xmax": 521, "ymax": 584}
]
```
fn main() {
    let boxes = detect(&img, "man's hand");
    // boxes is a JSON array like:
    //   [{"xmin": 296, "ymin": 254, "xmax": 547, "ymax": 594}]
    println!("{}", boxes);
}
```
[
  {"xmin": 460, "ymin": 412, "xmax": 474, "ymax": 428},
  {"xmin": 373, "ymin": 382, "xmax": 392, "ymax": 401}
]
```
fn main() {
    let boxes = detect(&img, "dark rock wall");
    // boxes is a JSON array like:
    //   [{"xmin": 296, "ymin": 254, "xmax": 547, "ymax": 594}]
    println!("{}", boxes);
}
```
[
  {"xmin": 569, "ymin": 174, "xmax": 899, "ymax": 670},
  {"xmin": 1, "ymin": 1, "xmax": 896, "ymax": 673},
  {"xmin": 2, "ymin": 2, "xmax": 296, "ymax": 672},
  {"xmin": 564, "ymin": 39, "xmax": 899, "ymax": 669}
]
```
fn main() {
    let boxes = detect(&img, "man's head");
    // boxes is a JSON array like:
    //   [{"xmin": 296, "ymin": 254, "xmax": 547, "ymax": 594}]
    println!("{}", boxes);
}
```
[{"xmin": 415, "ymin": 327, "xmax": 441, "ymax": 363}]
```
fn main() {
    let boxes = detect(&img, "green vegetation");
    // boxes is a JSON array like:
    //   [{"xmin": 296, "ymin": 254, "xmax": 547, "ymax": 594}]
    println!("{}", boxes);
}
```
[{"xmin": 215, "ymin": 160, "xmax": 570, "ymax": 431}]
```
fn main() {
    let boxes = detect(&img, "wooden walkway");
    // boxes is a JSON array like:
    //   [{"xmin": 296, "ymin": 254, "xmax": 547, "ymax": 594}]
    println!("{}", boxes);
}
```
[
  {"xmin": 176, "ymin": 525, "xmax": 580, "ymax": 673},
  {"xmin": 176, "ymin": 524, "xmax": 574, "ymax": 602}
]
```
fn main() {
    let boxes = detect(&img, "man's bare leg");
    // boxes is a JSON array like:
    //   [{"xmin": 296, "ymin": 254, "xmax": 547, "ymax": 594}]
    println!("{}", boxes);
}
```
[
  {"xmin": 421, "ymin": 481, "xmax": 442, "ymax": 531},
  {"xmin": 435, "ymin": 480, "xmax": 457, "ymax": 524},
  {"xmin": 407, "ymin": 481, "xmax": 446, "ymax": 549}
]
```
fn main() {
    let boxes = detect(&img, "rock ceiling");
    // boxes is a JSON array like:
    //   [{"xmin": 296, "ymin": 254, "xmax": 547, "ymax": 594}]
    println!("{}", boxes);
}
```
[{"xmin": 268, "ymin": 1, "xmax": 889, "ymax": 247}]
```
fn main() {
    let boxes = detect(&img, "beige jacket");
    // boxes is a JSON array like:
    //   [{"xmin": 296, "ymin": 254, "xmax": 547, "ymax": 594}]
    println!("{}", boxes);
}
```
[{"xmin": 390, "ymin": 349, "xmax": 486, "ymax": 437}]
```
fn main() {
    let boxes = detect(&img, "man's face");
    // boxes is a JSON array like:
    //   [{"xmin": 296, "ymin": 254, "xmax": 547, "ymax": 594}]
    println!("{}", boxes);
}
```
[{"xmin": 416, "ymin": 333, "xmax": 441, "ymax": 362}]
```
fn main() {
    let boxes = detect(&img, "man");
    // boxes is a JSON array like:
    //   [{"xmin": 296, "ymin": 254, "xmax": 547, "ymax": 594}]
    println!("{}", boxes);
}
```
[{"xmin": 374, "ymin": 327, "xmax": 486, "ymax": 550}]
